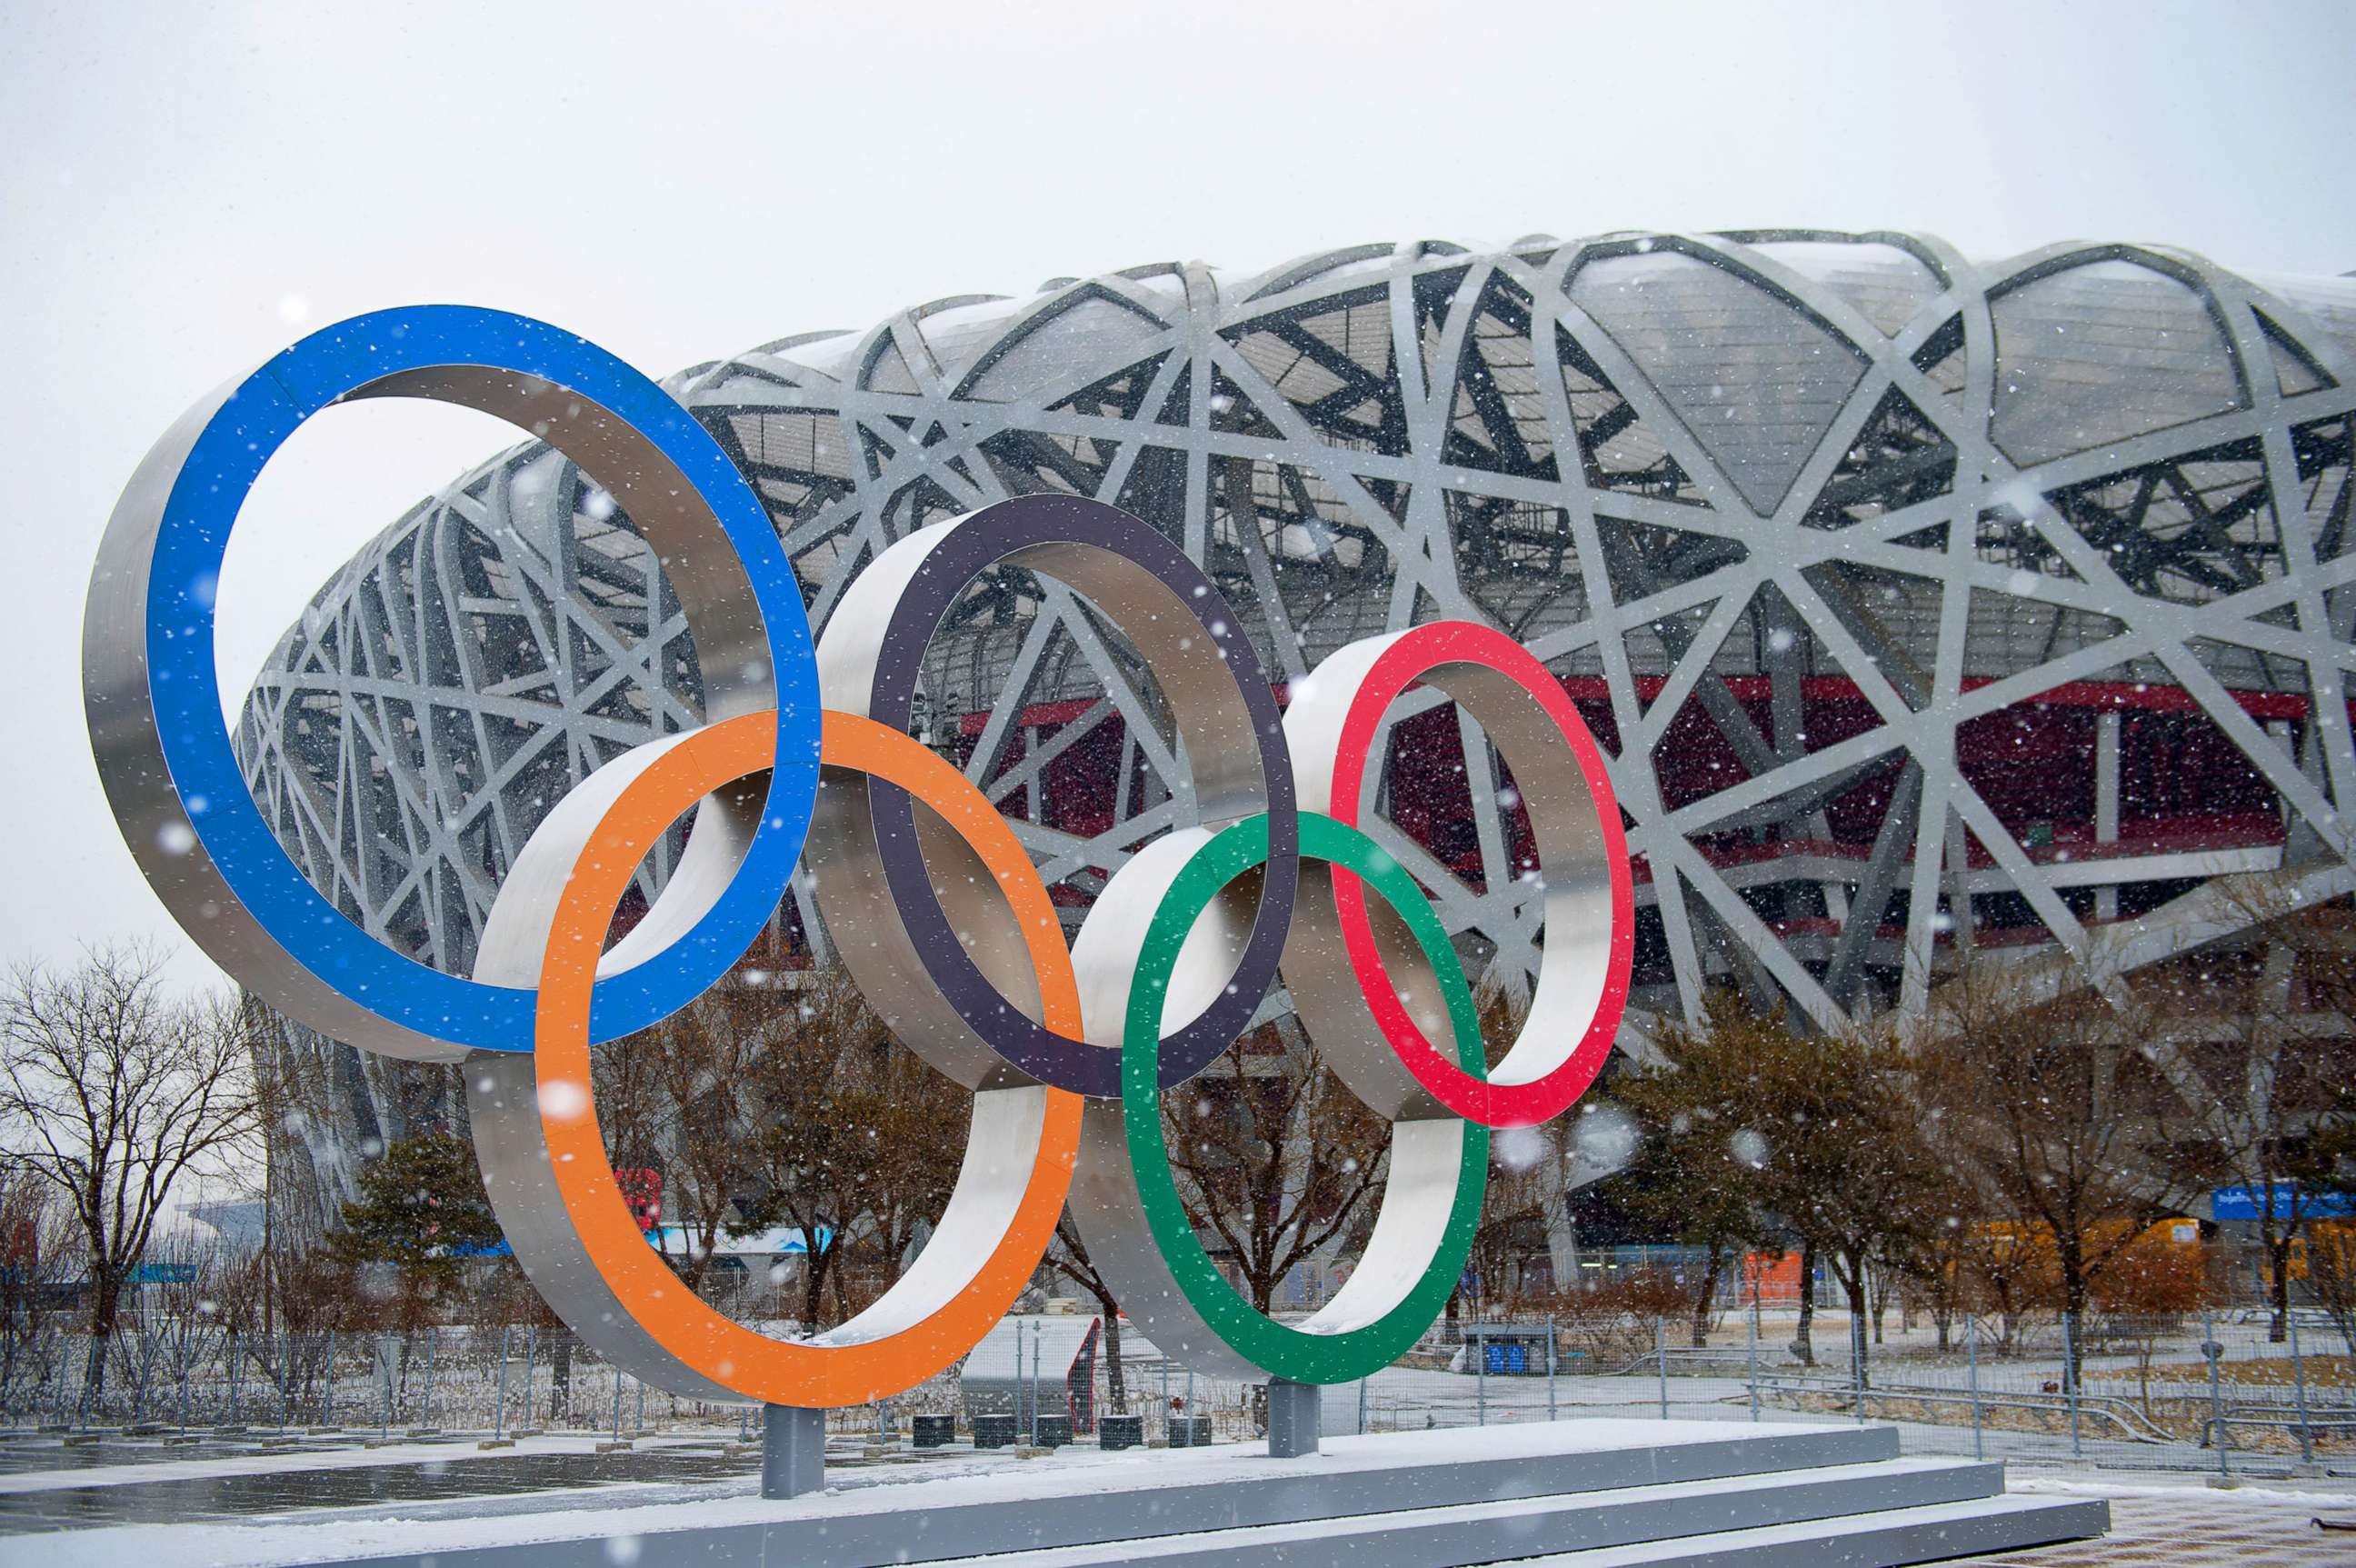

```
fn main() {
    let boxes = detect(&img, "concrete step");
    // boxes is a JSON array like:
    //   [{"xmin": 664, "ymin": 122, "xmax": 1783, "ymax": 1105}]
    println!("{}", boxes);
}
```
[
  {"xmin": 914, "ymin": 1456, "xmax": 2037, "ymax": 1567},
  {"xmin": 691, "ymin": 1423, "xmax": 1907, "ymax": 1568},
  {"xmin": 1508, "ymin": 1494, "xmax": 2114, "ymax": 1567},
  {"xmin": 313, "ymin": 1422, "xmax": 2107, "ymax": 1568}
]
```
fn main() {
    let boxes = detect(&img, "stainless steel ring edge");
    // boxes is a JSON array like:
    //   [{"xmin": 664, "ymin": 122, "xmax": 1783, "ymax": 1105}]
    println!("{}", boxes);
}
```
[
  {"xmin": 84, "ymin": 307, "xmax": 821, "ymax": 1064},
  {"xmin": 83, "ymin": 307, "xmax": 1634, "ymax": 1400},
  {"xmin": 814, "ymin": 496, "xmax": 1300, "ymax": 1101}
]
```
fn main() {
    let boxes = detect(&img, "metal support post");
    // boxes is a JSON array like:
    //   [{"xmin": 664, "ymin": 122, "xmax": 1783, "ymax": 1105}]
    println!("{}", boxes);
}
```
[
  {"xmin": 318, "ymin": 1329, "xmax": 335, "ymax": 1427},
  {"xmin": 1967, "ymin": 1314, "xmax": 1983, "ymax": 1462},
  {"xmin": 612, "ymin": 1373, "xmax": 625, "ymax": 1443},
  {"xmin": 1266, "ymin": 1378, "xmax": 1318, "ymax": 1458},
  {"xmin": 492, "ymin": 1327, "xmax": 511, "ymax": 1442},
  {"xmin": 1029, "ymin": 1323, "xmax": 1042, "ymax": 1445},
  {"xmin": 1357, "ymin": 1376, "xmax": 1368, "ymax": 1435},
  {"xmin": 1476, "ymin": 1331, "xmax": 1487, "ymax": 1425},
  {"xmin": 2202, "ymin": 1308, "xmax": 2228, "ymax": 1478},
  {"xmin": 130, "ymin": 1329, "xmax": 155, "ymax": 1425},
  {"xmin": 1655, "ymin": 1317, "xmax": 1669, "ymax": 1420},
  {"xmin": 227, "ymin": 1330, "xmax": 241, "ymax": 1428},
  {"xmin": 2095, "ymin": 711, "xmax": 2121, "ymax": 921},
  {"xmin": 1547, "ymin": 1315, "xmax": 1558, "ymax": 1423},
  {"xmin": 1849, "ymin": 1313, "xmax": 1864, "ymax": 1423},
  {"xmin": 2290, "ymin": 1305, "xmax": 2314, "ymax": 1465},
  {"xmin": 1160, "ymin": 1359, "xmax": 1170, "ymax": 1443},
  {"xmin": 1745, "ymin": 1294, "xmax": 1760, "ymax": 1422},
  {"xmin": 762, "ymin": 1404, "xmax": 825, "ymax": 1499},
  {"xmin": 420, "ymin": 1329, "xmax": 436, "ymax": 1433},
  {"xmin": 2062, "ymin": 1313, "xmax": 2082, "ymax": 1458}
]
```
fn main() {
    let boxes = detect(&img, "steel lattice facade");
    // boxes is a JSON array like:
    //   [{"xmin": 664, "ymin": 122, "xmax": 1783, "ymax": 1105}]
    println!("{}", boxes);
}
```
[{"xmin": 232, "ymin": 230, "xmax": 2356, "ymax": 1205}]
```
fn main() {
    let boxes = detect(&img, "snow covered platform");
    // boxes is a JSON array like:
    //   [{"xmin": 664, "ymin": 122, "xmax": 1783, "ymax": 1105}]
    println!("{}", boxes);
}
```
[{"xmin": 9, "ymin": 1418, "xmax": 2105, "ymax": 1567}]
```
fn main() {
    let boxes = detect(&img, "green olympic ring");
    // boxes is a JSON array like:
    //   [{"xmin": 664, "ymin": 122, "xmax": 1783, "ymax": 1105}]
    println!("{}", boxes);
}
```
[{"xmin": 1121, "ymin": 811, "xmax": 1491, "ymax": 1383}]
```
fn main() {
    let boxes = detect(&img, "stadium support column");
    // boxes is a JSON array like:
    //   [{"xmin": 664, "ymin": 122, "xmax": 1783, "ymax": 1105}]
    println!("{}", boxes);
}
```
[
  {"xmin": 2095, "ymin": 711, "xmax": 2120, "ymax": 922},
  {"xmin": 2277, "ymin": 717, "xmax": 2328, "ymax": 865},
  {"xmin": 1770, "ymin": 593, "xmax": 1850, "ymax": 930},
  {"xmin": 1540, "ymin": 1154, "xmax": 1577, "ymax": 1290},
  {"xmin": 1825, "ymin": 761, "xmax": 1922, "ymax": 1010},
  {"xmin": 1944, "ymin": 816, "xmax": 1975, "ymax": 956}
]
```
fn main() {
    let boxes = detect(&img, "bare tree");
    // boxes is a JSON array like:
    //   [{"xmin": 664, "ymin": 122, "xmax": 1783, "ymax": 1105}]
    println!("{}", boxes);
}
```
[
  {"xmin": 2306, "ymin": 1220, "xmax": 2356, "ymax": 1357},
  {"xmin": 0, "ymin": 1169, "xmax": 78, "ymax": 1399},
  {"xmin": 1163, "ymin": 1022, "xmax": 1388, "ymax": 1315},
  {"xmin": 1616, "ymin": 993, "xmax": 1939, "ymax": 1375},
  {"xmin": 2140, "ymin": 882, "xmax": 2356, "ymax": 1340},
  {"xmin": 584, "ymin": 963, "xmax": 974, "ymax": 1332},
  {"xmin": 245, "ymin": 1004, "xmax": 359, "ymax": 1336},
  {"xmin": 851, "ymin": 1037, "xmax": 967, "ymax": 1297},
  {"xmin": 1916, "ymin": 969, "xmax": 2191, "ymax": 1383},
  {"xmin": 1766, "ymin": 1029, "xmax": 1940, "ymax": 1383},
  {"xmin": 1457, "ymin": 987, "xmax": 1580, "ymax": 1323},
  {"xmin": 1615, "ymin": 995, "xmax": 1780, "ymax": 1348},
  {"xmin": 739, "ymin": 964, "xmax": 942, "ymax": 1318},
  {"xmin": 1469, "ymin": 1116, "xmax": 1575, "ymax": 1317},
  {"xmin": 0, "ymin": 947, "xmax": 256, "ymax": 1398},
  {"xmin": 1043, "ymin": 1213, "xmax": 1127, "ymax": 1408},
  {"xmin": 2289, "ymin": 1108, "xmax": 2356, "ymax": 1354},
  {"xmin": 594, "ymin": 983, "xmax": 771, "ymax": 1296}
]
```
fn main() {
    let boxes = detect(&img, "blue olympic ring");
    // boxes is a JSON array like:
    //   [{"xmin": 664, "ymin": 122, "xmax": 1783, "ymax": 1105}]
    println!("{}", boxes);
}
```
[{"xmin": 139, "ymin": 305, "xmax": 820, "ymax": 1051}]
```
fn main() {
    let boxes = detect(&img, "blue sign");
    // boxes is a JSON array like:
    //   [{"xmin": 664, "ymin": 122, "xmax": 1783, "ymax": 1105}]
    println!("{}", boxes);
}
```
[
  {"xmin": 2212, "ymin": 1184, "xmax": 2356, "ymax": 1221},
  {"xmin": 647, "ymin": 1223, "xmax": 834, "ymax": 1257},
  {"xmin": 1483, "ymin": 1342, "xmax": 1529, "ymax": 1374}
]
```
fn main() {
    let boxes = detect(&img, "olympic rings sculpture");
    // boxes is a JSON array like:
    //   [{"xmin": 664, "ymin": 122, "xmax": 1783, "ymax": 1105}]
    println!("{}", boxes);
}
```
[{"xmin": 84, "ymin": 307, "xmax": 1632, "ymax": 1407}]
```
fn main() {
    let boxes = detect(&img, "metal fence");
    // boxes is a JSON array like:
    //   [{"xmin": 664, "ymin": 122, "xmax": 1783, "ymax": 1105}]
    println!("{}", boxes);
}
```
[
  {"xmin": 3, "ymin": 1304, "xmax": 2349, "ymax": 1479},
  {"xmin": 0, "ymin": 1319, "xmax": 963, "ymax": 1443},
  {"xmin": 1081, "ymin": 1304, "xmax": 2356, "ymax": 1476}
]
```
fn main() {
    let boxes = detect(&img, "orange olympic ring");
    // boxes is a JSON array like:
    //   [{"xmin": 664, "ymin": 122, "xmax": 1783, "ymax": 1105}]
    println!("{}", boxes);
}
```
[{"xmin": 528, "ymin": 709, "xmax": 1083, "ymax": 1405}]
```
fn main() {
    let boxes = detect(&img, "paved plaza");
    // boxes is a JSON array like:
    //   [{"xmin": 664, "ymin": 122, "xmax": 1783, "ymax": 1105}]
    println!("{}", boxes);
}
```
[{"xmin": 1954, "ymin": 1480, "xmax": 2356, "ymax": 1566}]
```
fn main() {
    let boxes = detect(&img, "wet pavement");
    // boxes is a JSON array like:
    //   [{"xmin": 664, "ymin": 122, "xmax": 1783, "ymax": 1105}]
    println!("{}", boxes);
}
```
[
  {"xmin": 0, "ymin": 1435, "xmax": 273, "ymax": 1475},
  {"xmin": 0, "ymin": 1432, "xmax": 766, "ymax": 1534}
]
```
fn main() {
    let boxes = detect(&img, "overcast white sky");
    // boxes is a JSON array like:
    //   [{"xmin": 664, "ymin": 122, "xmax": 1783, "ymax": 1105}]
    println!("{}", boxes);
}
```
[{"xmin": 3, "ymin": 0, "xmax": 2352, "ymax": 996}]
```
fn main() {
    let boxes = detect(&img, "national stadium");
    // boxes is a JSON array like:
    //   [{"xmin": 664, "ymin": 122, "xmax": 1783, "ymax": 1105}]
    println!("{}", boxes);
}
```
[{"xmin": 228, "ymin": 229, "xmax": 2356, "ymax": 1209}]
